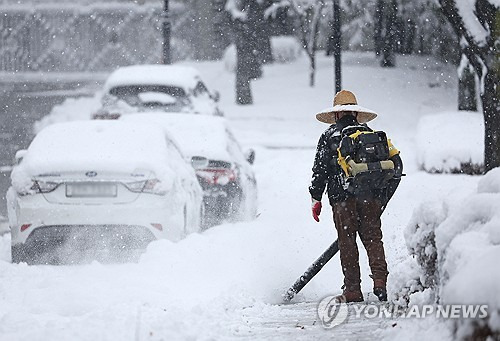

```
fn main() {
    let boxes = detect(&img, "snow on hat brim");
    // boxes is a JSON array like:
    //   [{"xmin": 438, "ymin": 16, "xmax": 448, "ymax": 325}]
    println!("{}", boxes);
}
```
[{"xmin": 316, "ymin": 104, "xmax": 378, "ymax": 124}]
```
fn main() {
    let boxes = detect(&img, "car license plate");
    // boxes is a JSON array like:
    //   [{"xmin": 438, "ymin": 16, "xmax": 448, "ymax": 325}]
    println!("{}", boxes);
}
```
[{"xmin": 66, "ymin": 182, "xmax": 117, "ymax": 198}]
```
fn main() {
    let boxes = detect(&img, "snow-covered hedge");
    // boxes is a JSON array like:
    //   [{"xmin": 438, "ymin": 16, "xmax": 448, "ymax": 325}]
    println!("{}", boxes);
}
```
[
  {"xmin": 223, "ymin": 36, "xmax": 302, "ymax": 72},
  {"xmin": 416, "ymin": 111, "xmax": 484, "ymax": 174},
  {"xmin": 34, "ymin": 94, "xmax": 102, "ymax": 133},
  {"xmin": 403, "ymin": 167, "xmax": 500, "ymax": 339}
]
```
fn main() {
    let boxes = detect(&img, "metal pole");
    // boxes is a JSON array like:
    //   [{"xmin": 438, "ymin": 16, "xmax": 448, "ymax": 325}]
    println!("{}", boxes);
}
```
[
  {"xmin": 333, "ymin": 0, "xmax": 341, "ymax": 93},
  {"xmin": 162, "ymin": 0, "xmax": 171, "ymax": 64}
]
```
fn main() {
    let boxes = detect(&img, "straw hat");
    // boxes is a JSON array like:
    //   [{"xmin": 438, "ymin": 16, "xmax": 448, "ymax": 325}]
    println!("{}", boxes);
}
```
[{"xmin": 316, "ymin": 90, "xmax": 378, "ymax": 124}]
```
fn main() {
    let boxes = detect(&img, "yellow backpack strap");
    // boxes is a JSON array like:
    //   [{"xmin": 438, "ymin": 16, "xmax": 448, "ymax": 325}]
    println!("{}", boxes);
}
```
[
  {"xmin": 337, "ymin": 148, "xmax": 350, "ymax": 176},
  {"xmin": 387, "ymin": 138, "xmax": 400, "ymax": 158},
  {"xmin": 348, "ymin": 129, "xmax": 370, "ymax": 139}
]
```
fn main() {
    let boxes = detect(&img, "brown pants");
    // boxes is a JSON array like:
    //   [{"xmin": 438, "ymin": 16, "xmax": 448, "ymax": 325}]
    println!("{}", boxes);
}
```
[{"xmin": 333, "ymin": 196, "xmax": 388, "ymax": 291}]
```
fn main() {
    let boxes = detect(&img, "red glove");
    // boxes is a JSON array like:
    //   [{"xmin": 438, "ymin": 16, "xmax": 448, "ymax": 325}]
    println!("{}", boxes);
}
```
[{"xmin": 312, "ymin": 199, "xmax": 322, "ymax": 222}]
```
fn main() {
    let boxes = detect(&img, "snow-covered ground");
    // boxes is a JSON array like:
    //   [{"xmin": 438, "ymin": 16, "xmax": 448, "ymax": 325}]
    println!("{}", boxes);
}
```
[{"xmin": 0, "ymin": 52, "xmax": 485, "ymax": 340}]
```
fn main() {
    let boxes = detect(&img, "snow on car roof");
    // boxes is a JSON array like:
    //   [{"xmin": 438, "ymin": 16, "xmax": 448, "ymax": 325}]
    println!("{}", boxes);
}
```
[
  {"xmin": 17, "ymin": 121, "xmax": 173, "ymax": 178},
  {"xmin": 121, "ymin": 113, "xmax": 231, "ymax": 162},
  {"xmin": 103, "ymin": 65, "xmax": 202, "ymax": 93}
]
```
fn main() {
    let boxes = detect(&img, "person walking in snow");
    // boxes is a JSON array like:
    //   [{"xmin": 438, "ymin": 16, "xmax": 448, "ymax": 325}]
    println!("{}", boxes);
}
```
[{"xmin": 309, "ymin": 90, "xmax": 403, "ymax": 302}]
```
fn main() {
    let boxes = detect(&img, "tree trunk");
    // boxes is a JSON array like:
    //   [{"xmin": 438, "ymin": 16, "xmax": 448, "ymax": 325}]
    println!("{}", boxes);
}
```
[
  {"xmin": 374, "ymin": 0, "xmax": 384, "ymax": 56},
  {"xmin": 438, "ymin": 0, "xmax": 500, "ymax": 173},
  {"xmin": 333, "ymin": 0, "xmax": 342, "ymax": 92},
  {"xmin": 307, "ymin": 0, "xmax": 324, "ymax": 87},
  {"xmin": 234, "ymin": 16, "xmax": 259, "ymax": 104},
  {"xmin": 251, "ymin": 0, "xmax": 273, "ymax": 64},
  {"xmin": 458, "ymin": 55, "xmax": 477, "ymax": 111},
  {"xmin": 289, "ymin": 0, "xmax": 324, "ymax": 87},
  {"xmin": 236, "ymin": 70, "xmax": 253, "ymax": 105},
  {"xmin": 309, "ymin": 53, "xmax": 316, "ymax": 87},
  {"xmin": 381, "ymin": 0, "xmax": 397, "ymax": 67},
  {"xmin": 482, "ymin": 69, "xmax": 500, "ymax": 172}
]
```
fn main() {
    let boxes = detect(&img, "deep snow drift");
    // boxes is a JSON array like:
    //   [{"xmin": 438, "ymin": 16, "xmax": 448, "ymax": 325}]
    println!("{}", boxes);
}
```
[{"xmin": 0, "ymin": 52, "xmax": 489, "ymax": 340}]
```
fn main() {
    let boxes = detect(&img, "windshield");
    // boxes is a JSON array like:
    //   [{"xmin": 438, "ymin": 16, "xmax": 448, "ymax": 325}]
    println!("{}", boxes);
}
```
[{"xmin": 108, "ymin": 85, "xmax": 191, "ymax": 112}]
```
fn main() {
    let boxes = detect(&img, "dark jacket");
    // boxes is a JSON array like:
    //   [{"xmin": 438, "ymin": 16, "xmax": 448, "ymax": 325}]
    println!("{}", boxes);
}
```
[
  {"xmin": 309, "ymin": 115, "xmax": 403, "ymax": 206},
  {"xmin": 309, "ymin": 115, "xmax": 359, "ymax": 204}
]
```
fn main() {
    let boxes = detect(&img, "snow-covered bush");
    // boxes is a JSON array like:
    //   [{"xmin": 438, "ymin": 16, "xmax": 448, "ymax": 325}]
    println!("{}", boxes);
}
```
[
  {"xmin": 403, "ymin": 167, "xmax": 500, "ymax": 339},
  {"xmin": 416, "ymin": 111, "xmax": 484, "ymax": 174},
  {"xmin": 269, "ymin": 36, "xmax": 303, "ymax": 63},
  {"xmin": 34, "ymin": 95, "xmax": 102, "ymax": 133},
  {"xmin": 223, "ymin": 36, "xmax": 302, "ymax": 72},
  {"xmin": 405, "ymin": 200, "xmax": 448, "ymax": 288},
  {"xmin": 387, "ymin": 257, "xmax": 427, "ymax": 307}
]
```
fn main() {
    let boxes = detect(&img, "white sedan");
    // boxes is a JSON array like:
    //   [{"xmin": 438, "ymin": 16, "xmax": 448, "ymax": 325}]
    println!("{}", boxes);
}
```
[{"xmin": 7, "ymin": 121, "xmax": 203, "ymax": 264}]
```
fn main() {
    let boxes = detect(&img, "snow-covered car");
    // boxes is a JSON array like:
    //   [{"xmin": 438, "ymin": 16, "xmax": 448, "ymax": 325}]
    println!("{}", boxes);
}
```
[
  {"xmin": 7, "ymin": 121, "xmax": 203, "ymax": 264},
  {"xmin": 121, "ymin": 113, "xmax": 257, "ymax": 227},
  {"xmin": 96, "ymin": 65, "xmax": 223, "ymax": 118}
]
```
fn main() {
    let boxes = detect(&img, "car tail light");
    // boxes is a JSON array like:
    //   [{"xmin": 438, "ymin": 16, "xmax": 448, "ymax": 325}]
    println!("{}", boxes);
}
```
[
  {"xmin": 28, "ymin": 180, "xmax": 60, "ymax": 194},
  {"xmin": 151, "ymin": 223, "xmax": 163, "ymax": 231},
  {"xmin": 196, "ymin": 169, "xmax": 237, "ymax": 185},
  {"xmin": 124, "ymin": 179, "xmax": 165, "ymax": 195},
  {"xmin": 20, "ymin": 224, "xmax": 31, "ymax": 232}
]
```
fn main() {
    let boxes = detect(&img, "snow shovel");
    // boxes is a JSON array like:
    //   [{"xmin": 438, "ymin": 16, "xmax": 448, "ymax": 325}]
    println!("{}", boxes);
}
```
[{"xmin": 282, "ymin": 239, "xmax": 339, "ymax": 302}]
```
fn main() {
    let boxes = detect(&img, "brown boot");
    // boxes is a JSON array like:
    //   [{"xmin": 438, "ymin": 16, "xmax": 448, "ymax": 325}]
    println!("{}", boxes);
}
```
[
  {"xmin": 335, "ymin": 286, "xmax": 364, "ymax": 303},
  {"xmin": 373, "ymin": 278, "xmax": 387, "ymax": 302}
]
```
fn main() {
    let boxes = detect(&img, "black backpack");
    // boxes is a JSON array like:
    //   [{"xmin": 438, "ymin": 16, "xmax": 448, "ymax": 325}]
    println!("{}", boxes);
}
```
[{"xmin": 337, "ymin": 125, "xmax": 396, "ymax": 195}]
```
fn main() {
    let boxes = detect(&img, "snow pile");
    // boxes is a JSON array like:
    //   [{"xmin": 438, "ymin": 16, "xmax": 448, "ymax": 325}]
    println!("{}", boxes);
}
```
[
  {"xmin": 34, "ymin": 95, "xmax": 101, "ymax": 133},
  {"xmin": 223, "ymin": 36, "xmax": 302, "ymax": 72},
  {"xmin": 402, "ymin": 167, "xmax": 500, "ymax": 339},
  {"xmin": 404, "ymin": 200, "xmax": 448, "ymax": 288},
  {"xmin": 269, "ymin": 36, "xmax": 303, "ymax": 63},
  {"xmin": 386, "ymin": 256, "xmax": 428, "ymax": 307},
  {"xmin": 416, "ymin": 111, "xmax": 484, "ymax": 174}
]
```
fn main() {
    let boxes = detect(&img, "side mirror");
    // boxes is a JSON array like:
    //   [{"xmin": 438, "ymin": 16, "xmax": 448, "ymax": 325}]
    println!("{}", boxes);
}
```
[
  {"xmin": 191, "ymin": 156, "xmax": 209, "ymax": 170},
  {"xmin": 245, "ymin": 149, "xmax": 255, "ymax": 165},
  {"xmin": 211, "ymin": 91, "xmax": 220, "ymax": 103},
  {"xmin": 15, "ymin": 149, "xmax": 27, "ymax": 165}
]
